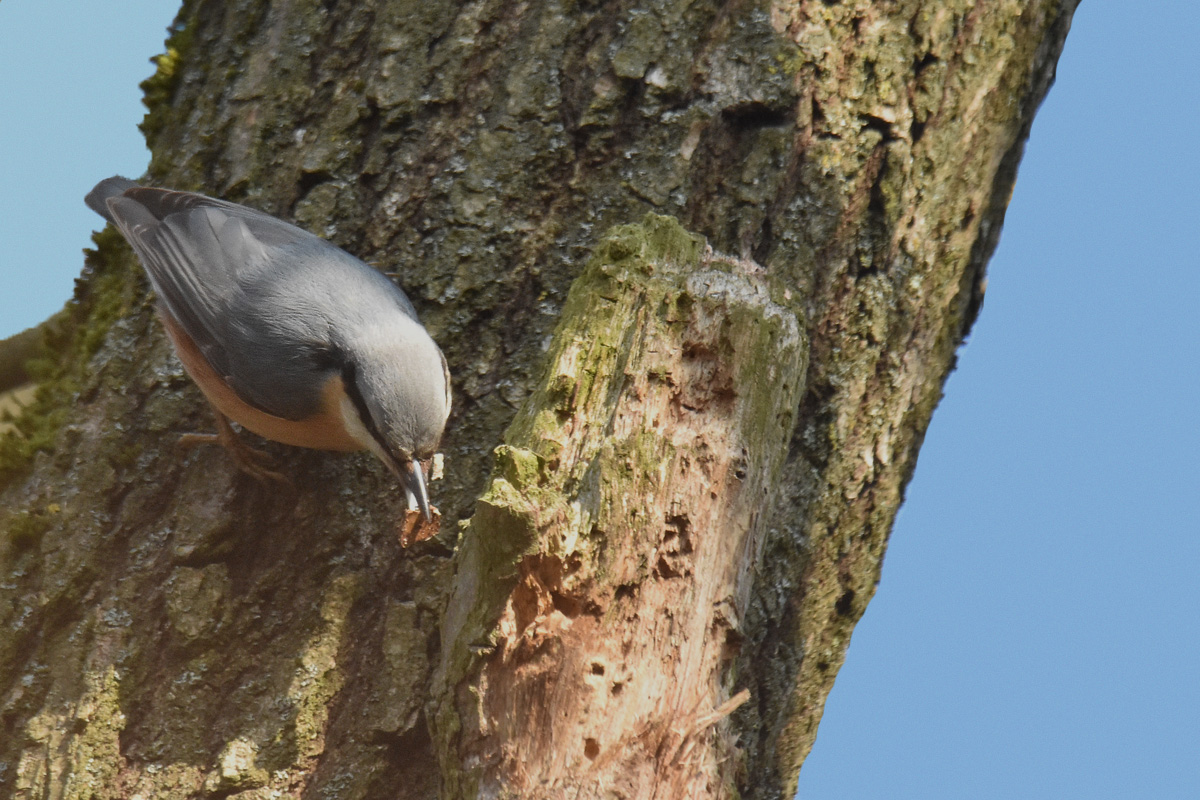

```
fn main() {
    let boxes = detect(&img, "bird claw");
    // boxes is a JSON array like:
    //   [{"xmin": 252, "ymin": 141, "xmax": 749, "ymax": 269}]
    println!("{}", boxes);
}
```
[{"xmin": 177, "ymin": 414, "xmax": 292, "ymax": 487}]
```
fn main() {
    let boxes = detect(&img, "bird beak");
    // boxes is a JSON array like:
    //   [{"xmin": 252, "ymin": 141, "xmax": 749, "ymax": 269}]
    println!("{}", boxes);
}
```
[{"xmin": 401, "ymin": 458, "xmax": 432, "ymax": 522}]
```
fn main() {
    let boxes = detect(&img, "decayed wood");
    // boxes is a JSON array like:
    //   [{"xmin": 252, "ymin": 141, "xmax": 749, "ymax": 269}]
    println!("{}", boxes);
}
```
[{"xmin": 435, "ymin": 216, "xmax": 805, "ymax": 797}]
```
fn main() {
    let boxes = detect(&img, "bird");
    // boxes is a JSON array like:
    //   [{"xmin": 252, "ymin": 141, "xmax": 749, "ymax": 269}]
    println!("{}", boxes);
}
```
[{"xmin": 85, "ymin": 176, "xmax": 451, "ymax": 520}]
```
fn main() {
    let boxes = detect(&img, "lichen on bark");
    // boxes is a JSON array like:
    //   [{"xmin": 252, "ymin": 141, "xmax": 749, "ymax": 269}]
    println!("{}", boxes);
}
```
[{"xmin": 0, "ymin": 0, "xmax": 1078, "ymax": 797}]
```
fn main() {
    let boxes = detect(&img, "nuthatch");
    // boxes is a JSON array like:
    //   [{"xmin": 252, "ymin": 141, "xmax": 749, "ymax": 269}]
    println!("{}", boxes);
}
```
[{"xmin": 86, "ymin": 177, "xmax": 450, "ymax": 520}]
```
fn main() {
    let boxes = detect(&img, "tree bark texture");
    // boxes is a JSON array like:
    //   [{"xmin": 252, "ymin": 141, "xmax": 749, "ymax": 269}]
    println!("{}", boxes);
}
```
[{"xmin": 0, "ymin": 1, "xmax": 1077, "ymax": 798}]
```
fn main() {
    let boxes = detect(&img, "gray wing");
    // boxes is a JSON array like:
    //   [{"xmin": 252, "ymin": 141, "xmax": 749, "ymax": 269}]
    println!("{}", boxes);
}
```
[{"xmin": 88, "ymin": 178, "xmax": 419, "ymax": 420}]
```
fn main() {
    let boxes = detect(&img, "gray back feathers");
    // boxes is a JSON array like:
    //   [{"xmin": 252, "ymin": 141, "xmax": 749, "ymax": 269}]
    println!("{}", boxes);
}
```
[{"xmin": 85, "ymin": 177, "xmax": 447, "ymax": 448}]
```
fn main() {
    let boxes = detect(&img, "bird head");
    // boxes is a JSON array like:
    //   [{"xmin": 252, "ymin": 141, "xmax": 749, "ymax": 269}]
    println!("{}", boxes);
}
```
[{"xmin": 336, "ymin": 317, "xmax": 451, "ymax": 520}]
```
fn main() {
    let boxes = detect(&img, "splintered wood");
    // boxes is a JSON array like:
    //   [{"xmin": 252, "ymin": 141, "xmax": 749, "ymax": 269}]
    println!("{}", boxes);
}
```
[
  {"xmin": 398, "ymin": 454, "xmax": 445, "ymax": 546},
  {"xmin": 398, "ymin": 507, "xmax": 441, "ymax": 547},
  {"xmin": 437, "ymin": 217, "xmax": 807, "ymax": 798}
]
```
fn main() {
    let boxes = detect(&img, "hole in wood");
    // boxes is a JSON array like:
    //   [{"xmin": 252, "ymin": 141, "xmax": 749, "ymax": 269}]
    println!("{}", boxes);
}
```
[{"xmin": 584, "ymin": 737, "xmax": 600, "ymax": 760}]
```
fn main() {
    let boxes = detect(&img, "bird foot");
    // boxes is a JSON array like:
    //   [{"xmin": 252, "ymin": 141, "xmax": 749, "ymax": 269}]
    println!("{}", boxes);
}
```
[{"xmin": 177, "ymin": 415, "xmax": 291, "ymax": 486}]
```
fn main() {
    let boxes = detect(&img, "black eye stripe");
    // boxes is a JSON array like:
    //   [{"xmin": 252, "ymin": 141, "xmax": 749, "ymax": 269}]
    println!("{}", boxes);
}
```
[
  {"xmin": 340, "ymin": 360, "xmax": 407, "ymax": 466},
  {"xmin": 308, "ymin": 342, "xmax": 344, "ymax": 371}
]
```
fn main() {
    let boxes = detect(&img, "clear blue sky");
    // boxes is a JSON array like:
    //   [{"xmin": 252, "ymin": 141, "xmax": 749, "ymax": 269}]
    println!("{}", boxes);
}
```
[
  {"xmin": 1, "ymin": 3, "xmax": 1196, "ymax": 798},
  {"xmin": 0, "ymin": 0, "xmax": 175, "ymax": 337}
]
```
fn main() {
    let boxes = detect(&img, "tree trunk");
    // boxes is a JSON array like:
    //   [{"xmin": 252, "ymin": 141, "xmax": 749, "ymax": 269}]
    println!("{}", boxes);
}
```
[{"xmin": 0, "ymin": 1, "xmax": 1077, "ymax": 798}]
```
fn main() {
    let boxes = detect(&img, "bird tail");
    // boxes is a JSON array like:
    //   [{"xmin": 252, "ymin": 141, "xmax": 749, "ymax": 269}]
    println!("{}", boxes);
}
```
[{"xmin": 85, "ymin": 176, "xmax": 140, "ymax": 225}]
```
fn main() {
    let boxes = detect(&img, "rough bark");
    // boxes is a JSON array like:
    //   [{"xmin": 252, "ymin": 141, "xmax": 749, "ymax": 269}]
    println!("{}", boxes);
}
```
[{"xmin": 0, "ymin": 1, "xmax": 1077, "ymax": 798}]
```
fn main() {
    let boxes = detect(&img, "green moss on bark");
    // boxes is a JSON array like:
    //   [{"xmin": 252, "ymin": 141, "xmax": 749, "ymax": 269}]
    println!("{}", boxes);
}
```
[
  {"xmin": 0, "ymin": 0, "xmax": 1078, "ymax": 795},
  {"xmin": 0, "ymin": 228, "xmax": 142, "ymax": 484}
]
